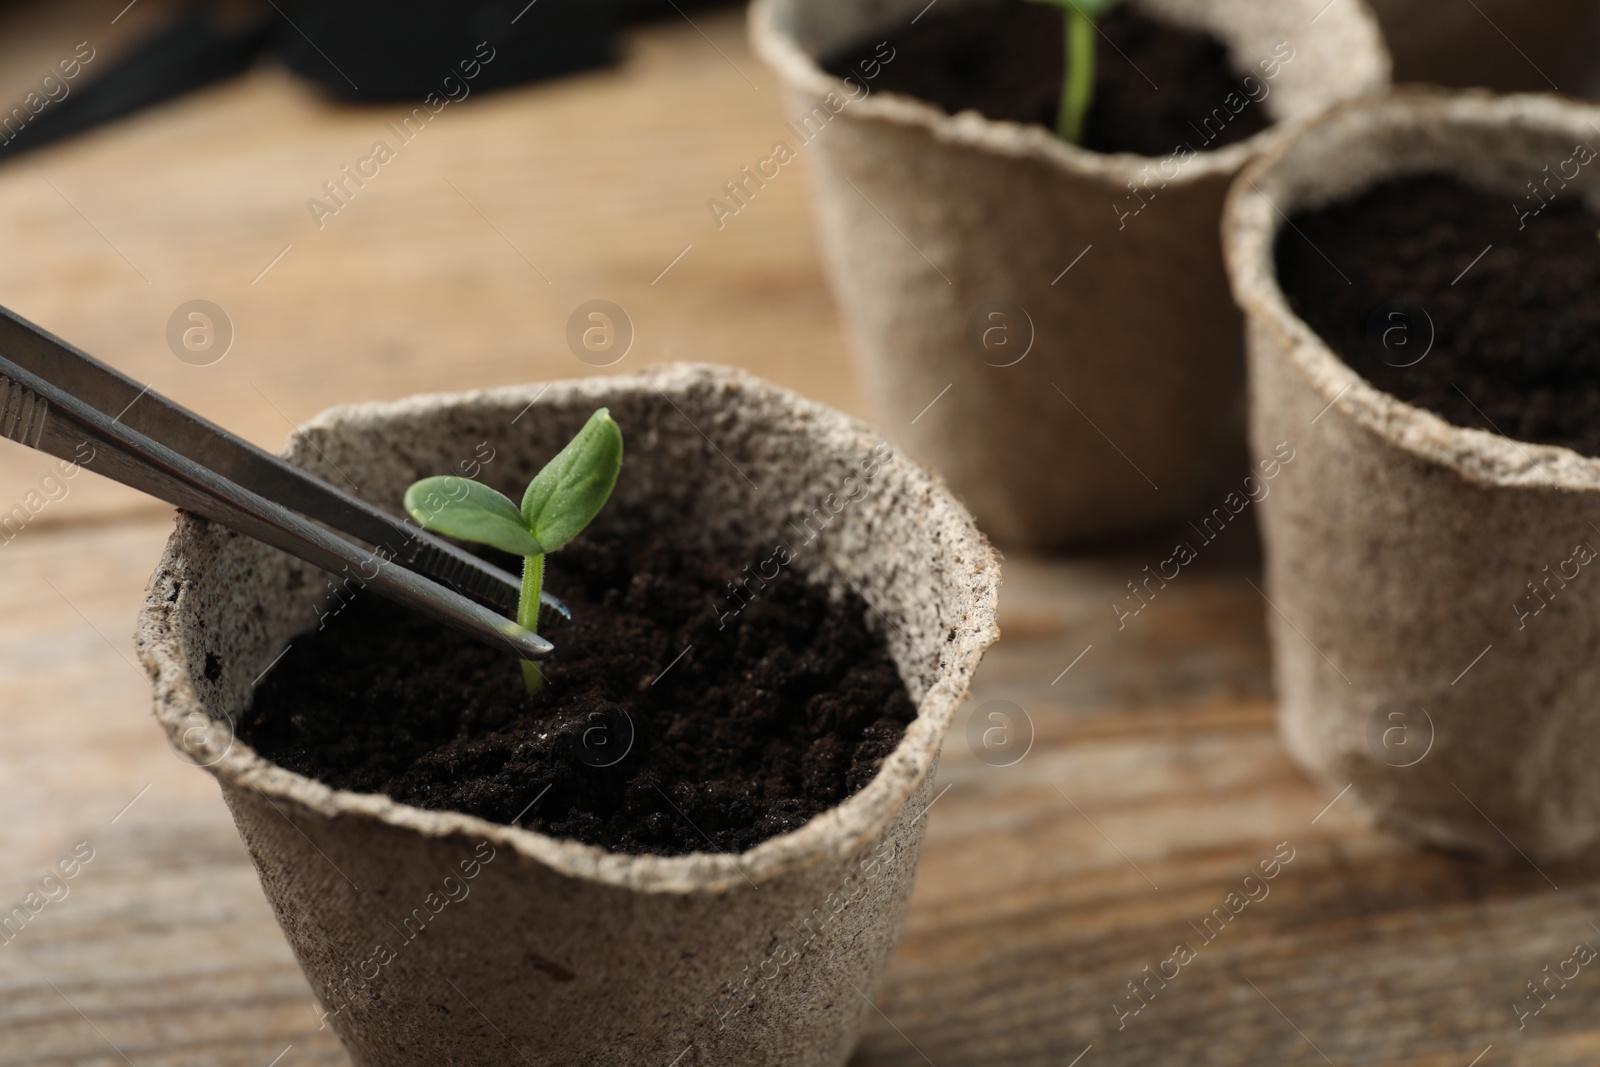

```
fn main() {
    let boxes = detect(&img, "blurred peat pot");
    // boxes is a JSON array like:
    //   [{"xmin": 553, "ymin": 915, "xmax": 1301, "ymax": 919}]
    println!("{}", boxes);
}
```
[
  {"xmin": 1227, "ymin": 90, "xmax": 1600, "ymax": 862},
  {"xmin": 751, "ymin": 0, "xmax": 1389, "ymax": 549}
]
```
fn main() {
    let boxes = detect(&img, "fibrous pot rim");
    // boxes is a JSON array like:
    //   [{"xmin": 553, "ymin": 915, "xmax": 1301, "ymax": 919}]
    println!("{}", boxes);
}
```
[
  {"xmin": 748, "ymin": 0, "xmax": 1391, "ymax": 182},
  {"xmin": 1224, "ymin": 88, "xmax": 1600, "ymax": 492},
  {"xmin": 136, "ymin": 363, "xmax": 1001, "ymax": 896}
]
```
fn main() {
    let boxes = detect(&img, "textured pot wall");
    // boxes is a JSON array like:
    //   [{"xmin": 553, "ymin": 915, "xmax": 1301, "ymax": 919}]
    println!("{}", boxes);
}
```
[
  {"xmin": 138, "ymin": 365, "xmax": 1000, "ymax": 1066},
  {"xmin": 1226, "ymin": 92, "xmax": 1600, "ymax": 862},
  {"xmin": 1367, "ymin": 0, "xmax": 1600, "ymax": 93},
  {"xmin": 752, "ymin": 0, "xmax": 1389, "ymax": 549},
  {"xmin": 217, "ymin": 782, "xmax": 928, "ymax": 1067}
]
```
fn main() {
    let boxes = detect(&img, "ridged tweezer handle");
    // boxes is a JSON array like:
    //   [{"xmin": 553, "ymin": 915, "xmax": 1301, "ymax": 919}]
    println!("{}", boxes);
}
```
[{"xmin": 0, "ymin": 373, "xmax": 47, "ymax": 448}]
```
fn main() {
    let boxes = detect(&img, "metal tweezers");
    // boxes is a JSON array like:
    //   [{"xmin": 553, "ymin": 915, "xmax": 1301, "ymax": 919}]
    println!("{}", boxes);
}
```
[{"xmin": 0, "ymin": 303, "xmax": 553, "ymax": 660}]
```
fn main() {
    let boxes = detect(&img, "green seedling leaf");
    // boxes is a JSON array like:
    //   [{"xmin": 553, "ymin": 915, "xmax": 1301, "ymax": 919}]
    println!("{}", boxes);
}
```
[
  {"xmin": 520, "ymin": 408, "xmax": 624, "ymax": 554},
  {"xmin": 404, "ymin": 477, "xmax": 544, "ymax": 558}
]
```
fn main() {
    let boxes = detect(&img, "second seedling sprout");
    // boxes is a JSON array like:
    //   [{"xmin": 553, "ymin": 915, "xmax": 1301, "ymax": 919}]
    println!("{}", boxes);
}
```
[
  {"xmin": 404, "ymin": 408, "xmax": 624, "ymax": 696},
  {"xmin": 1026, "ymin": 0, "xmax": 1120, "ymax": 144}
]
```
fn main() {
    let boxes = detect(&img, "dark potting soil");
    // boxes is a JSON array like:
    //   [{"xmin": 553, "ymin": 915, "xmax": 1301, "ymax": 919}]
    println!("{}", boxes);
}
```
[
  {"xmin": 239, "ymin": 532, "xmax": 916, "ymax": 856},
  {"xmin": 1277, "ymin": 173, "xmax": 1600, "ymax": 458},
  {"xmin": 822, "ymin": 0, "xmax": 1272, "ymax": 156}
]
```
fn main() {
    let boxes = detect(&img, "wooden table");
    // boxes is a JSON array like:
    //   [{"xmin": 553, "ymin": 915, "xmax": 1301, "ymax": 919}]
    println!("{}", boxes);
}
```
[{"xmin": 1, "ymin": 5, "xmax": 1595, "ymax": 1065}]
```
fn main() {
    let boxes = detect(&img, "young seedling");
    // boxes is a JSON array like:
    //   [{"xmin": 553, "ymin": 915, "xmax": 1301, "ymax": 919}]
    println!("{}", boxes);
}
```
[
  {"xmin": 403, "ymin": 408, "xmax": 623, "ymax": 696},
  {"xmin": 1025, "ymin": 0, "xmax": 1120, "ymax": 145}
]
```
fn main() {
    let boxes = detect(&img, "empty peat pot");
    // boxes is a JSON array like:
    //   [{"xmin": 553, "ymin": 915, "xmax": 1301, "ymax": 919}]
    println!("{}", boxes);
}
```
[
  {"xmin": 750, "ymin": 0, "xmax": 1389, "ymax": 549},
  {"xmin": 1225, "ymin": 91, "xmax": 1600, "ymax": 862},
  {"xmin": 1365, "ymin": 0, "xmax": 1600, "ymax": 93},
  {"xmin": 136, "ymin": 365, "xmax": 1000, "ymax": 1066}
]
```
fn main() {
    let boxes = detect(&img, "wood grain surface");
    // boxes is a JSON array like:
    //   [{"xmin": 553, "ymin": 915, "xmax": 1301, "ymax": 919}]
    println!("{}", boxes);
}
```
[{"xmin": 0, "ymin": 4, "xmax": 1596, "ymax": 1066}]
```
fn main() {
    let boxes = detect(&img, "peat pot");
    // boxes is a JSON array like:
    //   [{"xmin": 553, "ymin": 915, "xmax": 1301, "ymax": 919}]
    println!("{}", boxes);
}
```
[
  {"xmin": 137, "ymin": 364, "xmax": 1001, "ymax": 1065},
  {"xmin": 750, "ymin": 0, "xmax": 1390, "ymax": 549},
  {"xmin": 1225, "ymin": 91, "xmax": 1600, "ymax": 862}
]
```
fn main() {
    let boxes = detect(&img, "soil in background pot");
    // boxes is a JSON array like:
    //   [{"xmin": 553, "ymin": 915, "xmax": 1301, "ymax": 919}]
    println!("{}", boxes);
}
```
[
  {"xmin": 239, "ymin": 522, "xmax": 916, "ymax": 856},
  {"xmin": 822, "ymin": 0, "xmax": 1274, "ymax": 156},
  {"xmin": 1276, "ymin": 173, "xmax": 1600, "ymax": 458}
]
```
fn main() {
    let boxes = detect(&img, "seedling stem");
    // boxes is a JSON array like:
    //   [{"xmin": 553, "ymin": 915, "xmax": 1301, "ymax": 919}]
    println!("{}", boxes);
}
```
[{"xmin": 1027, "ymin": 0, "xmax": 1120, "ymax": 144}]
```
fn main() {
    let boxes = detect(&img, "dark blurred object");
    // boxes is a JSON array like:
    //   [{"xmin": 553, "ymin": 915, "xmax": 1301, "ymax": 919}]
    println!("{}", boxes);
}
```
[
  {"xmin": 0, "ymin": 0, "xmax": 737, "ymax": 161},
  {"xmin": 0, "ymin": 8, "xmax": 274, "ymax": 157},
  {"xmin": 272, "ymin": 0, "xmax": 619, "ymax": 101},
  {"xmin": 1363, "ymin": 0, "xmax": 1600, "ymax": 95}
]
